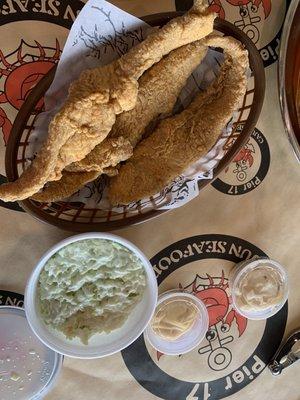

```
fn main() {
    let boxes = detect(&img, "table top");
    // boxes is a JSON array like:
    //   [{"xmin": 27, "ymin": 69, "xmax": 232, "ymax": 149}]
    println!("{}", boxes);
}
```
[{"xmin": 0, "ymin": 1, "xmax": 299, "ymax": 399}]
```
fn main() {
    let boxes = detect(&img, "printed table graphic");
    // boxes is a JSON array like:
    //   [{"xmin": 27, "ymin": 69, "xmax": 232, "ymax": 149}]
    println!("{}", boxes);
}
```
[{"xmin": 122, "ymin": 235, "xmax": 287, "ymax": 400}]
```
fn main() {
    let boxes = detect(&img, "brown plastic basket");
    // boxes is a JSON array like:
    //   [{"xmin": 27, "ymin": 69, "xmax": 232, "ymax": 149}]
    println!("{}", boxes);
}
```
[{"xmin": 5, "ymin": 14, "xmax": 265, "ymax": 232}]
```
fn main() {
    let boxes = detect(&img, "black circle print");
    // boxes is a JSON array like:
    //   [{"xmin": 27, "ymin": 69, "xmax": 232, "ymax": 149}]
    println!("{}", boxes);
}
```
[
  {"xmin": 0, "ymin": 289, "xmax": 24, "ymax": 308},
  {"xmin": 0, "ymin": 0, "xmax": 83, "ymax": 28},
  {"xmin": 122, "ymin": 235, "xmax": 287, "ymax": 400},
  {"xmin": 175, "ymin": 0, "xmax": 290, "ymax": 68},
  {"xmin": 212, "ymin": 128, "xmax": 270, "ymax": 195}
]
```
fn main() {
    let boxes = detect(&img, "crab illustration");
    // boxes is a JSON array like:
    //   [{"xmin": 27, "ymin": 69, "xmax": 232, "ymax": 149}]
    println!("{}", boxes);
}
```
[
  {"xmin": 156, "ymin": 271, "xmax": 247, "ymax": 367},
  {"xmin": 0, "ymin": 39, "xmax": 60, "ymax": 144},
  {"xmin": 189, "ymin": 271, "xmax": 247, "ymax": 336},
  {"xmin": 208, "ymin": 0, "xmax": 271, "ymax": 43},
  {"xmin": 209, "ymin": 0, "xmax": 271, "ymax": 19},
  {"xmin": 225, "ymin": 142, "xmax": 255, "ymax": 182},
  {"xmin": 208, "ymin": 0, "xmax": 226, "ymax": 19}
]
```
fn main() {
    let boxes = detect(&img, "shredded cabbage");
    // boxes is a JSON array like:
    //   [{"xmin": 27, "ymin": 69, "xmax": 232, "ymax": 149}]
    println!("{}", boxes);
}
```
[{"xmin": 38, "ymin": 239, "xmax": 146, "ymax": 344}]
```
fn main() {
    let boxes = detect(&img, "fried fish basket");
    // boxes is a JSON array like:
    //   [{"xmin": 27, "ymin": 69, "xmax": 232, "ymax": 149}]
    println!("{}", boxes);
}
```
[{"xmin": 5, "ymin": 15, "xmax": 265, "ymax": 232}]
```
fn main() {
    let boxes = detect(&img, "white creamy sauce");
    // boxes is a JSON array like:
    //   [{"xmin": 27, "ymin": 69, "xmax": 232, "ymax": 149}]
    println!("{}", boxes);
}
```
[
  {"xmin": 235, "ymin": 265, "xmax": 285, "ymax": 312},
  {"xmin": 151, "ymin": 299, "xmax": 198, "ymax": 341}
]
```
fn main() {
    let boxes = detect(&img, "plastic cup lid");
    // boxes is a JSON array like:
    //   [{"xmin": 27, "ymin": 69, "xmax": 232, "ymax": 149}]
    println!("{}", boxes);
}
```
[
  {"xmin": 0, "ymin": 306, "xmax": 63, "ymax": 400},
  {"xmin": 144, "ymin": 291, "xmax": 209, "ymax": 355}
]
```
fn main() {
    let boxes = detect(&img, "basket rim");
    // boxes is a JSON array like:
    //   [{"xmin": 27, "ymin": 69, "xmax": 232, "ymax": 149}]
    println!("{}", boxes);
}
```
[{"xmin": 5, "ymin": 14, "xmax": 265, "ymax": 232}]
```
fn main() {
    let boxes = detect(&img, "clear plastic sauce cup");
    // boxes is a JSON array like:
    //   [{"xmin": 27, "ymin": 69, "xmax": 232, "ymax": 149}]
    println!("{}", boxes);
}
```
[
  {"xmin": 229, "ymin": 258, "xmax": 288, "ymax": 320},
  {"xmin": 145, "ymin": 290, "xmax": 209, "ymax": 355}
]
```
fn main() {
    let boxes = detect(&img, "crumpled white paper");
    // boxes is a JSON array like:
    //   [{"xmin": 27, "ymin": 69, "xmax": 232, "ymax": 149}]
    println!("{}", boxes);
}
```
[{"xmin": 28, "ymin": 0, "xmax": 237, "ymax": 212}]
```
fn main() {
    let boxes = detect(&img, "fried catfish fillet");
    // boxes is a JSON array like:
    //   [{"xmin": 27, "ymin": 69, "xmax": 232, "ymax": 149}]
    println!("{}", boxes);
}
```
[
  {"xmin": 66, "ymin": 40, "xmax": 208, "ymax": 173},
  {"xmin": 108, "ymin": 35, "xmax": 249, "ymax": 205},
  {"xmin": 32, "ymin": 171, "xmax": 100, "ymax": 203},
  {"xmin": 32, "ymin": 41, "xmax": 208, "ymax": 202},
  {"xmin": 32, "ymin": 137, "xmax": 132, "ymax": 202},
  {"xmin": 0, "ymin": 1, "xmax": 215, "ymax": 202}
]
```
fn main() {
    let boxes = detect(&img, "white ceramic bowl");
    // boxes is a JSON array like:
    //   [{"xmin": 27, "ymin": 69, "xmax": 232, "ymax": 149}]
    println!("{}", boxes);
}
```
[{"xmin": 25, "ymin": 233, "xmax": 158, "ymax": 359}]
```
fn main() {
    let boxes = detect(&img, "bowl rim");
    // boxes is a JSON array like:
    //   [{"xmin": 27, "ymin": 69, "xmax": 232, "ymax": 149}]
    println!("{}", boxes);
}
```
[
  {"xmin": 6, "ymin": 14, "xmax": 265, "ymax": 232},
  {"xmin": 24, "ymin": 232, "xmax": 158, "ymax": 359}
]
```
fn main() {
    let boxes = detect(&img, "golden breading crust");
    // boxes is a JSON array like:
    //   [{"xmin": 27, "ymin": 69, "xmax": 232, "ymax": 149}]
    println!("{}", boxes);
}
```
[
  {"xmin": 31, "ymin": 137, "xmax": 132, "ymax": 202},
  {"xmin": 0, "ymin": 1, "xmax": 215, "ymax": 202},
  {"xmin": 64, "ymin": 137, "xmax": 132, "ymax": 173},
  {"xmin": 66, "ymin": 40, "xmax": 208, "ymax": 173},
  {"xmin": 108, "ymin": 35, "xmax": 249, "ymax": 205},
  {"xmin": 34, "ymin": 41, "xmax": 208, "ymax": 202},
  {"xmin": 32, "ymin": 171, "xmax": 100, "ymax": 203}
]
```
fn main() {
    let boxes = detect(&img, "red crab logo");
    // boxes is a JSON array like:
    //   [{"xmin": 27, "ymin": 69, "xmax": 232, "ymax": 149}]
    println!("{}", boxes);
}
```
[
  {"xmin": 0, "ymin": 40, "xmax": 60, "ymax": 144},
  {"xmin": 225, "ymin": 142, "xmax": 255, "ymax": 182},
  {"xmin": 190, "ymin": 271, "xmax": 247, "ymax": 336},
  {"xmin": 157, "ymin": 272, "xmax": 247, "ymax": 370},
  {"xmin": 208, "ymin": 0, "xmax": 271, "ymax": 43}
]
